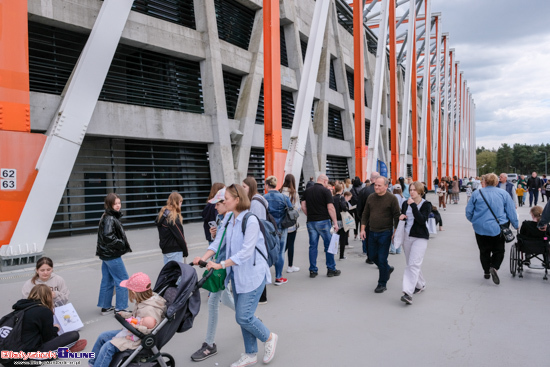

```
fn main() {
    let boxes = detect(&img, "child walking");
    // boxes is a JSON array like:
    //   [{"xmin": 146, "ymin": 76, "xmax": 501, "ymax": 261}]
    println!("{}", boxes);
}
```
[{"xmin": 89, "ymin": 273, "xmax": 166, "ymax": 367}]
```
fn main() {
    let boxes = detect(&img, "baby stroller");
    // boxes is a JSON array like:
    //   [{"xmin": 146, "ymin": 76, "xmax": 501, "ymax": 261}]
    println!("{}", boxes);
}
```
[
  {"xmin": 509, "ymin": 234, "xmax": 550, "ymax": 280},
  {"xmin": 109, "ymin": 261, "xmax": 212, "ymax": 367}
]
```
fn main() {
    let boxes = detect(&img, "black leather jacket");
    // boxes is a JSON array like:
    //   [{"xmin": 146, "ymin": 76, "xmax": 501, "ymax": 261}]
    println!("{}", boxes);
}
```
[{"xmin": 96, "ymin": 209, "xmax": 132, "ymax": 260}]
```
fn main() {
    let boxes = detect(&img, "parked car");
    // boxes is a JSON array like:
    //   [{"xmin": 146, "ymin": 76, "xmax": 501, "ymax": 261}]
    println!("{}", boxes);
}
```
[{"xmin": 507, "ymin": 173, "xmax": 518, "ymax": 184}]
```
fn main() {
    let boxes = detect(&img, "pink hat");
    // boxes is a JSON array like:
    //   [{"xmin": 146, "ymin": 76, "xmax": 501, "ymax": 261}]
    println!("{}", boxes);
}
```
[
  {"xmin": 208, "ymin": 188, "xmax": 226, "ymax": 204},
  {"xmin": 120, "ymin": 272, "xmax": 151, "ymax": 292}
]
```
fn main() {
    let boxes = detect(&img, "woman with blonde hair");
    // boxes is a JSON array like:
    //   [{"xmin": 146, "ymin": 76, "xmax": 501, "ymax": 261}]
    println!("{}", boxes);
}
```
[
  {"xmin": 156, "ymin": 191, "xmax": 188, "ymax": 264},
  {"xmin": 10, "ymin": 284, "xmax": 85, "ymax": 353},
  {"xmin": 466, "ymin": 173, "xmax": 518, "ymax": 284}
]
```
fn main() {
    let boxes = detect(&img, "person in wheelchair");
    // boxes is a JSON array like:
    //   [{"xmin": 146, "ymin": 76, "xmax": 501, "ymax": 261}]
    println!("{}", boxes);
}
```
[{"xmin": 519, "ymin": 206, "xmax": 550, "ymax": 266}]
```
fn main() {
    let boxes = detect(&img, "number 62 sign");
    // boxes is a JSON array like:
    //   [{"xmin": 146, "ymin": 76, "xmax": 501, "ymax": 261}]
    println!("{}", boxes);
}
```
[{"xmin": 1, "ymin": 168, "xmax": 17, "ymax": 190}]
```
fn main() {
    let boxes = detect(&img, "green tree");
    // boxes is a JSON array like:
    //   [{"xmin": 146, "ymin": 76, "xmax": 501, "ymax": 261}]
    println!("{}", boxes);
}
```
[
  {"xmin": 495, "ymin": 143, "xmax": 513, "ymax": 173},
  {"xmin": 476, "ymin": 150, "xmax": 497, "ymax": 175}
]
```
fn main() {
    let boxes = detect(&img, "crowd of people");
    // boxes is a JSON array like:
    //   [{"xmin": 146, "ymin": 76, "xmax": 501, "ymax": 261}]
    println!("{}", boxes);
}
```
[{"xmin": 5, "ymin": 168, "xmax": 550, "ymax": 367}]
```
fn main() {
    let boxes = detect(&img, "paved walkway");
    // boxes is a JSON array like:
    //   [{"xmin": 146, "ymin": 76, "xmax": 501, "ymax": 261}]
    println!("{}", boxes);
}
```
[{"xmin": 1, "ymin": 193, "xmax": 548, "ymax": 366}]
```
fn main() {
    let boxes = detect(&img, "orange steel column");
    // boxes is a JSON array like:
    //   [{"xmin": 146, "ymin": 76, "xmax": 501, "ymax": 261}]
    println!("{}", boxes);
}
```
[
  {"xmin": 0, "ymin": 0, "xmax": 30, "ymax": 133},
  {"xmin": 263, "ymin": 0, "xmax": 285, "ymax": 188},
  {"xmin": 0, "ymin": 1, "xmax": 47, "ymax": 247},
  {"xmin": 452, "ymin": 64, "xmax": 457, "ymax": 178},
  {"xmin": 353, "ymin": 0, "xmax": 367, "ymax": 181},
  {"xmin": 388, "ymin": 0, "xmax": 399, "ymax": 184},
  {"xmin": 438, "ymin": 35, "xmax": 446, "ymax": 180},
  {"xmin": 446, "ymin": 50, "xmax": 452, "ymax": 178},
  {"xmin": 457, "ymin": 72, "xmax": 462, "ymax": 179},
  {"xmin": 411, "ymin": 26, "xmax": 419, "ymax": 181}
]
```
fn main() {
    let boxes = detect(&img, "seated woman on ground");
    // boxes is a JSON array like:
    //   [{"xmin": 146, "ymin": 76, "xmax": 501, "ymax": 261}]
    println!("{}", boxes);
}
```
[
  {"xmin": 11, "ymin": 284, "xmax": 86, "ymax": 354},
  {"xmin": 22, "ymin": 257, "xmax": 69, "ymax": 307}
]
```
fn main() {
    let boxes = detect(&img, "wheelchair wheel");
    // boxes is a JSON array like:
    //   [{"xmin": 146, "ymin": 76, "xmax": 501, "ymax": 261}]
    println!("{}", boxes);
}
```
[{"xmin": 510, "ymin": 244, "xmax": 518, "ymax": 277}]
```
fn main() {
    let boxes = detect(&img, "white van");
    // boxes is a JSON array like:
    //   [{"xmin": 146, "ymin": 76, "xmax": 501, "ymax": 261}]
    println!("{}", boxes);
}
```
[{"xmin": 507, "ymin": 173, "xmax": 518, "ymax": 183}]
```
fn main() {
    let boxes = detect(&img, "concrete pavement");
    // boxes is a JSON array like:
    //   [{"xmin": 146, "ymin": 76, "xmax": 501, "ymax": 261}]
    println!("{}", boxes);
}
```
[{"xmin": 1, "ymin": 193, "xmax": 548, "ymax": 367}]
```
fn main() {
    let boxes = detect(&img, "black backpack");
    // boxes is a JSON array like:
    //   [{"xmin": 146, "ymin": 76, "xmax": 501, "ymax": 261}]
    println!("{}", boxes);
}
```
[{"xmin": 0, "ymin": 304, "xmax": 39, "ymax": 351}]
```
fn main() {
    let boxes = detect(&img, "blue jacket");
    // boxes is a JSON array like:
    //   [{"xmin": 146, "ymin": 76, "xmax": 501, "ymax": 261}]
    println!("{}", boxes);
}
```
[
  {"xmin": 466, "ymin": 186, "xmax": 519, "ymax": 236},
  {"xmin": 264, "ymin": 190, "xmax": 293, "ymax": 229}
]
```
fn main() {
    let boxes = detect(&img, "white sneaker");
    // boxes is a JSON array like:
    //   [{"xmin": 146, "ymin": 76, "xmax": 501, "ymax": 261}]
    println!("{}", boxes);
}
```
[
  {"xmin": 230, "ymin": 353, "xmax": 257, "ymax": 367},
  {"xmin": 263, "ymin": 333, "xmax": 278, "ymax": 364},
  {"xmin": 286, "ymin": 266, "xmax": 300, "ymax": 273},
  {"xmin": 345, "ymin": 245, "xmax": 354, "ymax": 249}
]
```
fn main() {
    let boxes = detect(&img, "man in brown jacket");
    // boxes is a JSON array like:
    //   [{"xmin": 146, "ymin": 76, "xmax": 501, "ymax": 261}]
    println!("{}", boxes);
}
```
[{"xmin": 360, "ymin": 177, "xmax": 401, "ymax": 293}]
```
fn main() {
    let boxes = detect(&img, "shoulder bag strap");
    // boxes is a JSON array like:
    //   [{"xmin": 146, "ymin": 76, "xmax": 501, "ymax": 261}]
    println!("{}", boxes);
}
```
[
  {"xmin": 214, "ymin": 213, "xmax": 232, "ymax": 260},
  {"xmin": 479, "ymin": 190, "xmax": 500, "ymax": 225}
]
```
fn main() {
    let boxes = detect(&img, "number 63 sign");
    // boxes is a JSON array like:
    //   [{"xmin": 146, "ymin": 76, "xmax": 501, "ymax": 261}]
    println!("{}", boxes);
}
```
[{"xmin": 1, "ymin": 168, "xmax": 16, "ymax": 190}]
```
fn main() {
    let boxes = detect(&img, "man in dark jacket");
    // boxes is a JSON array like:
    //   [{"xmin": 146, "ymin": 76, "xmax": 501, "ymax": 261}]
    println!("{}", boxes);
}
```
[
  {"xmin": 305, "ymin": 176, "xmax": 315, "ymax": 190},
  {"xmin": 527, "ymin": 171, "xmax": 542, "ymax": 207},
  {"xmin": 357, "ymin": 172, "xmax": 380, "ymax": 263},
  {"xmin": 498, "ymin": 173, "xmax": 518, "ymax": 209}
]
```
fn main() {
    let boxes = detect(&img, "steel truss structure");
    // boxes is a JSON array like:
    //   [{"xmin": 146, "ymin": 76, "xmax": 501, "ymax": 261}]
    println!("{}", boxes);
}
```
[{"xmin": 0, "ymin": 0, "xmax": 475, "ymax": 265}]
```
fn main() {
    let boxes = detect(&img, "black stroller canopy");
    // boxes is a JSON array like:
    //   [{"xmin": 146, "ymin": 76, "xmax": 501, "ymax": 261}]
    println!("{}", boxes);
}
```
[{"xmin": 154, "ymin": 261, "xmax": 200, "ymax": 332}]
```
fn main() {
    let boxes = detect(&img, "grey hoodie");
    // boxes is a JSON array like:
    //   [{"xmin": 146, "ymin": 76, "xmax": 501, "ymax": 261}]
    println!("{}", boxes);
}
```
[{"xmin": 22, "ymin": 272, "xmax": 69, "ymax": 307}]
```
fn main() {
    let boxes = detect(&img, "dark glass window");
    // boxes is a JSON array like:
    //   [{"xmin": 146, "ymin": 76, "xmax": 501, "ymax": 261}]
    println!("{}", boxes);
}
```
[
  {"xmin": 29, "ymin": 22, "xmax": 203, "ymax": 113},
  {"xmin": 300, "ymin": 39, "xmax": 308, "ymax": 62},
  {"xmin": 223, "ymin": 71, "xmax": 243, "ymax": 119},
  {"xmin": 281, "ymin": 90, "xmax": 295, "ymax": 129},
  {"xmin": 328, "ymin": 108, "xmax": 345, "ymax": 140},
  {"xmin": 329, "ymin": 60, "xmax": 337, "ymax": 91},
  {"xmin": 326, "ymin": 155, "xmax": 350, "ymax": 181},
  {"xmin": 100, "ymin": 45, "xmax": 203, "ymax": 113},
  {"xmin": 214, "ymin": 0, "xmax": 256, "ymax": 50},
  {"xmin": 280, "ymin": 26, "xmax": 289, "ymax": 67},
  {"xmin": 365, "ymin": 119, "xmax": 371, "ymax": 145},
  {"xmin": 346, "ymin": 70, "xmax": 354, "ymax": 99},
  {"xmin": 256, "ymin": 84, "xmax": 264, "ymax": 124},
  {"xmin": 248, "ymin": 148, "xmax": 265, "ymax": 192},
  {"xmin": 28, "ymin": 22, "xmax": 88, "ymax": 95},
  {"xmin": 132, "ymin": 0, "xmax": 196, "ymax": 29}
]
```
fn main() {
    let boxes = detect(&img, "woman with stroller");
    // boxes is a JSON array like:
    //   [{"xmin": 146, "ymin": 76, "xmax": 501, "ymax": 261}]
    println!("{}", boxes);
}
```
[
  {"xmin": 190, "ymin": 188, "xmax": 235, "ymax": 361},
  {"xmin": 399, "ymin": 182, "xmax": 432, "ymax": 305},
  {"xmin": 89, "ymin": 272, "xmax": 166, "ymax": 367},
  {"xmin": 155, "ymin": 192, "xmax": 188, "ymax": 264},
  {"xmin": 205, "ymin": 184, "xmax": 278, "ymax": 367},
  {"xmin": 466, "ymin": 173, "xmax": 518, "ymax": 285},
  {"xmin": 96, "ymin": 193, "xmax": 132, "ymax": 315}
]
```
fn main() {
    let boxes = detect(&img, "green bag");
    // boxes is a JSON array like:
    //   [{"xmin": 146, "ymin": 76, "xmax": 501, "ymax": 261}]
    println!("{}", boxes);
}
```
[{"xmin": 201, "ymin": 214, "xmax": 231, "ymax": 293}]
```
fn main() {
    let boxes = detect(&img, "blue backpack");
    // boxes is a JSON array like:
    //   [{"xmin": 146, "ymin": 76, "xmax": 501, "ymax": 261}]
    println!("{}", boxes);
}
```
[{"xmin": 242, "ymin": 212, "xmax": 280, "ymax": 267}]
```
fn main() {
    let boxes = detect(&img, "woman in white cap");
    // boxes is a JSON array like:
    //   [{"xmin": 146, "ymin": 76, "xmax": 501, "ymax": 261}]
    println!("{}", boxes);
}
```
[{"xmin": 190, "ymin": 188, "xmax": 236, "ymax": 361}]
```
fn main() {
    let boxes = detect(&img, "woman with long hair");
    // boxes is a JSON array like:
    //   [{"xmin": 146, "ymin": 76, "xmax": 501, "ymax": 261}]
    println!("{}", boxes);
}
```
[
  {"xmin": 156, "ymin": 192, "xmax": 188, "ymax": 264},
  {"xmin": 280, "ymin": 174, "xmax": 301, "ymax": 273},
  {"xmin": 96, "ymin": 193, "xmax": 132, "ymax": 315},
  {"xmin": 11, "ymin": 284, "xmax": 85, "ymax": 353},
  {"xmin": 202, "ymin": 183, "xmax": 225, "ymax": 244},
  {"xmin": 206, "ymin": 184, "xmax": 278, "ymax": 367},
  {"xmin": 22, "ymin": 257, "xmax": 69, "ymax": 307}
]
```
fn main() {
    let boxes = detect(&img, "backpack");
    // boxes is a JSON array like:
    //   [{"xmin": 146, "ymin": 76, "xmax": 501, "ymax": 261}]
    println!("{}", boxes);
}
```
[
  {"xmin": 242, "ymin": 212, "xmax": 280, "ymax": 267},
  {"xmin": 0, "ymin": 304, "xmax": 39, "ymax": 351},
  {"xmin": 252, "ymin": 197, "xmax": 278, "ymax": 227}
]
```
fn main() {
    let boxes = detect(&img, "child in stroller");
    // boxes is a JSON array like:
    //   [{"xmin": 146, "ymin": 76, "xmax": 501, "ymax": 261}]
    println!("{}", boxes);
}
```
[{"xmin": 89, "ymin": 272, "xmax": 166, "ymax": 367}]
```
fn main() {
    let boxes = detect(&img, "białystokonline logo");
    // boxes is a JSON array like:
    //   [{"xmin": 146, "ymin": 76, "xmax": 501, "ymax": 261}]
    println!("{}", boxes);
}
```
[{"xmin": 1, "ymin": 348, "xmax": 94, "ymax": 361}]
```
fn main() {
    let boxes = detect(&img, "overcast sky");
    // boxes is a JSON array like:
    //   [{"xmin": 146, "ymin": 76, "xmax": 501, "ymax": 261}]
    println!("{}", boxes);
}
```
[{"xmin": 430, "ymin": 0, "xmax": 550, "ymax": 150}]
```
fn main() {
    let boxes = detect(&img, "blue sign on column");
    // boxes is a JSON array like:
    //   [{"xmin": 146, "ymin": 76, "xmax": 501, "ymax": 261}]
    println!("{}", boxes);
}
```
[{"xmin": 377, "ymin": 160, "xmax": 388, "ymax": 178}]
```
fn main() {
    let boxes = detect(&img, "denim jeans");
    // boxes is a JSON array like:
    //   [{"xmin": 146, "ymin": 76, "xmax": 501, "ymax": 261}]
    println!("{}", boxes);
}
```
[
  {"xmin": 389, "ymin": 241, "xmax": 401, "ymax": 254},
  {"xmin": 230, "ymin": 274, "xmax": 270, "ymax": 354},
  {"xmin": 362, "ymin": 227, "xmax": 370, "ymax": 255},
  {"xmin": 163, "ymin": 251, "xmax": 183, "ymax": 264},
  {"xmin": 306, "ymin": 219, "xmax": 336, "ymax": 272},
  {"xmin": 97, "ymin": 257, "xmax": 129, "ymax": 311},
  {"xmin": 529, "ymin": 189, "xmax": 539, "ymax": 206},
  {"xmin": 368, "ymin": 230, "xmax": 393, "ymax": 287},
  {"xmin": 205, "ymin": 287, "xmax": 235, "ymax": 345},
  {"xmin": 89, "ymin": 330, "xmax": 120, "ymax": 367},
  {"xmin": 285, "ymin": 230, "xmax": 297, "ymax": 267},
  {"xmin": 275, "ymin": 228, "xmax": 288, "ymax": 279}
]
